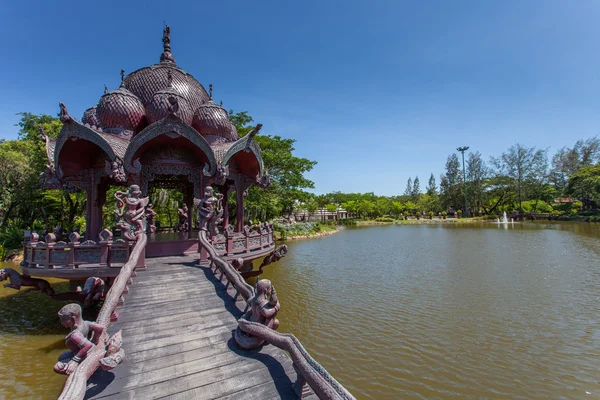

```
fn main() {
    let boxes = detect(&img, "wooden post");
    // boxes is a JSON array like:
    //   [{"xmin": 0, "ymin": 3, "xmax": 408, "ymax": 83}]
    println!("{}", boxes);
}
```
[
  {"xmin": 222, "ymin": 182, "xmax": 230, "ymax": 227},
  {"xmin": 235, "ymin": 178, "xmax": 245, "ymax": 232}
]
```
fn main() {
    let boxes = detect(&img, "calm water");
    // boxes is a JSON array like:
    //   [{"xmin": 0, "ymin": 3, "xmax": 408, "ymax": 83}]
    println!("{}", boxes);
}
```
[
  {"xmin": 2, "ymin": 221, "xmax": 600, "ymax": 399},
  {"xmin": 259, "ymin": 222, "xmax": 600, "ymax": 399}
]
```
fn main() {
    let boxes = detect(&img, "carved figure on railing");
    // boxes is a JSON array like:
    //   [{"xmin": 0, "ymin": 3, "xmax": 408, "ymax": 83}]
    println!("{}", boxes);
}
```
[
  {"xmin": 194, "ymin": 186, "xmax": 223, "ymax": 236},
  {"xmin": 234, "ymin": 280, "xmax": 280, "ymax": 349},
  {"xmin": 114, "ymin": 185, "xmax": 149, "ymax": 241},
  {"xmin": 174, "ymin": 204, "xmax": 189, "ymax": 233},
  {"xmin": 77, "ymin": 277, "xmax": 105, "ymax": 308},
  {"xmin": 100, "ymin": 330, "xmax": 125, "ymax": 371},
  {"xmin": 54, "ymin": 303, "xmax": 104, "ymax": 375},
  {"xmin": 0, "ymin": 268, "xmax": 55, "ymax": 296},
  {"xmin": 104, "ymin": 158, "xmax": 126, "ymax": 183},
  {"xmin": 145, "ymin": 203, "xmax": 157, "ymax": 234}
]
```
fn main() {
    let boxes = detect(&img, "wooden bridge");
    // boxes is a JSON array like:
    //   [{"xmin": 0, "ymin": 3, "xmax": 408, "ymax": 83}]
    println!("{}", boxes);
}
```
[{"xmin": 84, "ymin": 254, "xmax": 316, "ymax": 399}]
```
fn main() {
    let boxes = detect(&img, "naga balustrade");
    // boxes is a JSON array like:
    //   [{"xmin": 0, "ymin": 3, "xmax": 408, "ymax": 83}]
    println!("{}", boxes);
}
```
[
  {"xmin": 199, "ymin": 223, "xmax": 275, "ymax": 261},
  {"xmin": 57, "ymin": 232, "xmax": 147, "ymax": 400},
  {"xmin": 21, "ymin": 229, "xmax": 135, "ymax": 269},
  {"xmin": 198, "ymin": 230, "xmax": 356, "ymax": 400}
]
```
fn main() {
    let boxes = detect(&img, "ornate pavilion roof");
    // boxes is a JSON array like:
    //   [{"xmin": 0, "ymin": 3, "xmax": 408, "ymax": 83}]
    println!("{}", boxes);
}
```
[{"xmin": 46, "ymin": 26, "xmax": 268, "ymax": 189}]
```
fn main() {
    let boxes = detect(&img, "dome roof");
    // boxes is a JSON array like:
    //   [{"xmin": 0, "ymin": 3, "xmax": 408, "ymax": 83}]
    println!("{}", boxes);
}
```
[
  {"xmin": 96, "ymin": 84, "xmax": 147, "ymax": 135},
  {"xmin": 124, "ymin": 64, "xmax": 208, "ymax": 113},
  {"xmin": 146, "ymin": 72, "xmax": 193, "ymax": 125},
  {"xmin": 82, "ymin": 106, "xmax": 100, "ymax": 127},
  {"xmin": 192, "ymin": 98, "xmax": 238, "ymax": 141}
]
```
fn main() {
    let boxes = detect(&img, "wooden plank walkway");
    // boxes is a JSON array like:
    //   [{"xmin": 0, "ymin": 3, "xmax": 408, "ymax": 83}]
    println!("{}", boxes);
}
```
[{"xmin": 85, "ymin": 255, "xmax": 314, "ymax": 400}]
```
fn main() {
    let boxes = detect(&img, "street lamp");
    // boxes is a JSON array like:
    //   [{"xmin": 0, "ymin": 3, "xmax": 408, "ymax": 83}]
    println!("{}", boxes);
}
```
[{"xmin": 457, "ymin": 146, "xmax": 469, "ymax": 218}]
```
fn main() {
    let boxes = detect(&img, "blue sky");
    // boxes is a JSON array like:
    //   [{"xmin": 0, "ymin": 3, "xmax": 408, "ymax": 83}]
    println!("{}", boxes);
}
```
[{"xmin": 1, "ymin": 0, "xmax": 600, "ymax": 196}]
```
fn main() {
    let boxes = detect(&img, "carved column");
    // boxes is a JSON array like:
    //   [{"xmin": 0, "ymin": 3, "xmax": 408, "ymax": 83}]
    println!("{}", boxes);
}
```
[
  {"xmin": 85, "ymin": 187, "xmax": 93, "ymax": 239},
  {"xmin": 89, "ymin": 182, "xmax": 107, "ymax": 242},
  {"xmin": 185, "ymin": 185, "xmax": 194, "ymax": 239},
  {"xmin": 235, "ymin": 178, "xmax": 246, "ymax": 232},
  {"xmin": 222, "ymin": 182, "xmax": 230, "ymax": 227}
]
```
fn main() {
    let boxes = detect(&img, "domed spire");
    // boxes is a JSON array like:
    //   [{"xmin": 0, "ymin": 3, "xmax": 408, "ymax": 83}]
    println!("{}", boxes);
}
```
[
  {"xmin": 209, "ymin": 84, "xmax": 213, "ymax": 100},
  {"xmin": 160, "ymin": 24, "xmax": 176, "ymax": 64},
  {"xmin": 120, "ymin": 69, "xmax": 125, "ymax": 87}
]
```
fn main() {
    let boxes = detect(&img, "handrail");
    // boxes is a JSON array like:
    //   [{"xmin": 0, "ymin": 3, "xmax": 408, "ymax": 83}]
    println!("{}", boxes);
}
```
[
  {"xmin": 57, "ymin": 232, "xmax": 147, "ymax": 400},
  {"xmin": 198, "ymin": 230, "xmax": 355, "ymax": 400}
]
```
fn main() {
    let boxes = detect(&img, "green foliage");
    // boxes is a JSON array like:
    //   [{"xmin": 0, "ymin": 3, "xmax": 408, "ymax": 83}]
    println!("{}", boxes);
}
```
[
  {"xmin": 274, "ymin": 222, "xmax": 324, "ymax": 236},
  {"xmin": 230, "ymin": 111, "xmax": 317, "ymax": 220},
  {"xmin": 0, "ymin": 225, "xmax": 24, "ymax": 250},
  {"xmin": 375, "ymin": 217, "xmax": 394, "ymax": 222}
]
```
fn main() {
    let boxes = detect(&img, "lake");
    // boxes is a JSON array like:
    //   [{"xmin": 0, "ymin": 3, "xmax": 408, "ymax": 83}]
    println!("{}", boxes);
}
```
[{"xmin": 2, "ymin": 221, "xmax": 600, "ymax": 399}]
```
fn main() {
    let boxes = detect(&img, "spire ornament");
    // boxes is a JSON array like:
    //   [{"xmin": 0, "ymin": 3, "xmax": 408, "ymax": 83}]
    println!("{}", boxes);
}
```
[
  {"xmin": 104, "ymin": 85, "xmax": 109, "ymax": 95},
  {"xmin": 209, "ymin": 84, "xmax": 213, "ymax": 100},
  {"xmin": 120, "ymin": 69, "xmax": 125, "ymax": 87},
  {"xmin": 160, "ymin": 25, "xmax": 176, "ymax": 64}
]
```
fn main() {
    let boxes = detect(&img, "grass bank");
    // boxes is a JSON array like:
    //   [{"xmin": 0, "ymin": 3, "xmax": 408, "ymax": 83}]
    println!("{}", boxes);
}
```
[
  {"xmin": 274, "ymin": 223, "xmax": 339, "ymax": 241},
  {"xmin": 354, "ymin": 218, "xmax": 485, "ymax": 226}
]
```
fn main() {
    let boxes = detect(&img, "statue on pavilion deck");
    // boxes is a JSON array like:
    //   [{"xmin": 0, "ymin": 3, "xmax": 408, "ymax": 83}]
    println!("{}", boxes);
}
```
[
  {"xmin": 174, "ymin": 204, "xmax": 189, "ymax": 233},
  {"xmin": 114, "ymin": 185, "xmax": 149, "ymax": 241},
  {"xmin": 194, "ymin": 187, "xmax": 223, "ymax": 236},
  {"xmin": 54, "ymin": 303, "xmax": 104, "ymax": 375},
  {"xmin": 0, "ymin": 268, "xmax": 55, "ymax": 296}
]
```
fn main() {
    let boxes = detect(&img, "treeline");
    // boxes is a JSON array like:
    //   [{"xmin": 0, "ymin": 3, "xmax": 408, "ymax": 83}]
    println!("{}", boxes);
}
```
[{"xmin": 302, "ymin": 139, "xmax": 600, "ymax": 219}]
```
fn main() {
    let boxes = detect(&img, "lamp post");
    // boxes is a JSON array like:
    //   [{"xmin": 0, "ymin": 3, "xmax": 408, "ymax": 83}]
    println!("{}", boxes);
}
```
[{"xmin": 457, "ymin": 146, "xmax": 469, "ymax": 218}]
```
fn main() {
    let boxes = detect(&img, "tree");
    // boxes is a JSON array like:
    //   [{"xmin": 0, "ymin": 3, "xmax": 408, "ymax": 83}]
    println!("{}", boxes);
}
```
[
  {"xmin": 404, "ymin": 177, "xmax": 412, "ymax": 197},
  {"xmin": 567, "ymin": 165, "xmax": 600, "ymax": 209},
  {"xmin": 440, "ymin": 154, "xmax": 462, "ymax": 211},
  {"xmin": 230, "ymin": 110, "xmax": 317, "ymax": 219},
  {"xmin": 411, "ymin": 176, "xmax": 420, "ymax": 199},
  {"xmin": 466, "ymin": 151, "xmax": 488, "ymax": 213},
  {"xmin": 426, "ymin": 173, "xmax": 437, "ymax": 196},
  {"xmin": 550, "ymin": 137, "xmax": 600, "ymax": 194},
  {"xmin": 491, "ymin": 144, "xmax": 548, "ymax": 213}
]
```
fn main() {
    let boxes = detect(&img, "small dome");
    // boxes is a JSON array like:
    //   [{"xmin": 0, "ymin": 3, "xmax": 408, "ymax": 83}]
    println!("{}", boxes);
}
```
[
  {"xmin": 192, "ymin": 99, "xmax": 238, "ymax": 141},
  {"xmin": 82, "ymin": 106, "xmax": 100, "ymax": 127},
  {"xmin": 96, "ymin": 86, "xmax": 147, "ymax": 134},
  {"xmin": 147, "ymin": 73, "xmax": 193, "ymax": 125}
]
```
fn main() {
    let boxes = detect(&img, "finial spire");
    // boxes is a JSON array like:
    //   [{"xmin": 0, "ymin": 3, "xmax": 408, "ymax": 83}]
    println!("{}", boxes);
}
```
[
  {"xmin": 104, "ymin": 84, "xmax": 109, "ymax": 95},
  {"xmin": 120, "ymin": 69, "xmax": 125, "ymax": 87},
  {"xmin": 160, "ymin": 24, "xmax": 176, "ymax": 64},
  {"xmin": 220, "ymin": 100, "xmax": 223, "ymax": 107},
  {"xmin": 209, "ymin": 84, "xmax": 213, "ymax": 100}
]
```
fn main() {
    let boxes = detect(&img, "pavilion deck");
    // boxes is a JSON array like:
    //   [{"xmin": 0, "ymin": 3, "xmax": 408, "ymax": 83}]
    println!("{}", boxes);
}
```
[{"xmin": 85, "ymin": 254, "xmax": 314, "ymax": 400}]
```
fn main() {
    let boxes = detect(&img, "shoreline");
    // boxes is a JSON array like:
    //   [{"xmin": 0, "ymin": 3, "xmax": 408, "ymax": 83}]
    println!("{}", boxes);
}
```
[
  {"xmin": 275, "ymin": 228, "xmax": 339, "ymax": 241},
  {"xmin": 355, "ymin": 219, "xmax": 482, "ymax": 226}
]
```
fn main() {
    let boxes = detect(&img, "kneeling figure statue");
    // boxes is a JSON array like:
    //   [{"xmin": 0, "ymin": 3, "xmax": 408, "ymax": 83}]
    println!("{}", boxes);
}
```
[
  {"xmin": 235, "ymin": 279, "xmax": 280, "ymax": 349},
  {"xmin": 54, "ymin": 303, "xmax": 104, "ymax": 375}
]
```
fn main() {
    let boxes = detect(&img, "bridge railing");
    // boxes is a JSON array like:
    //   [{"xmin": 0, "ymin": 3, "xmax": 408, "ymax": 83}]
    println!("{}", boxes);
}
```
[
  {"xmin": 198, "ymin": 230, "xmax": 355, "ymax": 400},
  {"xmin": 22, "ymin": 229, "xmax": 133, "ymax": 269},
  {"xmin": 56, "ymin": 232, "xmax": 147, "ymax": 400}
]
